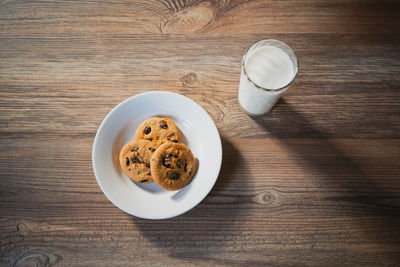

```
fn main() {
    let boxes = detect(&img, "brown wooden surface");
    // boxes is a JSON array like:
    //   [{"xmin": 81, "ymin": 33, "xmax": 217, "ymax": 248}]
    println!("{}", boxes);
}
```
[{"xmin": 1, "ymin": 0, "xmax": 400, "ymax": 266}]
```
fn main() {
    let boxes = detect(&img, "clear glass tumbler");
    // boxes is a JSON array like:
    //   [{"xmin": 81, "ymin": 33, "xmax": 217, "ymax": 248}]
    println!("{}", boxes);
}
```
[{"xmin": 238, "ymin": 39, "xmax": 299, "ymax": 116}]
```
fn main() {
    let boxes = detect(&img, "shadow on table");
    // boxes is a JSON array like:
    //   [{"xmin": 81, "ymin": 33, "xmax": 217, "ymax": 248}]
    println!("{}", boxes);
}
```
[
  {"xmin": 252, "ymin": 99, "xmax": 400, "ymax": 248},
  {"xmin": 343, "ymin": 0, "xmax": 399, "ymax": 34},
  {"xmin": 132, "ymin": 136, "xmax": 250, "ymax": 260}
]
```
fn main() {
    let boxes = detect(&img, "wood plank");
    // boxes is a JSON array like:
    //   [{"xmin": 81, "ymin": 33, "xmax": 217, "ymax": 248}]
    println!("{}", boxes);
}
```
[
  {"xmin": 0, "ymin": 0, "xmax": 399, "ymax": 34},
  {"xmin": 1, "ymin": 216, "xmax": 399, "ymax": 266},
  {"xmin": 1, "ymin": 137, "xmax": 399, "ymax": 217},
  {"xmin": 1, "ymin": 34, "xmax": 399, "ymax": 138}
]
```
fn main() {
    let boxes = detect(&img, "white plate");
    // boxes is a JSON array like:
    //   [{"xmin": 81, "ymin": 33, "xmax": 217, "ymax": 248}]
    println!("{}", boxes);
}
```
[{"xmin": 92, "ymin": 91, "xmax": 222, "ymax": 219}]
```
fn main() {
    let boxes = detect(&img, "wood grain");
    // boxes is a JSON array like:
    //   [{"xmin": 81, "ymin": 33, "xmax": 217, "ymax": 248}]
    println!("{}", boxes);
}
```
[
  {"xmin": 1, "ymin": 0, "xmax": 400, "ymax": 266},
  {"xmin": 1, "ymin": 137, "xmax": 400, "ymax": 266},
  {"xmin": 0, "ymin": 0, "xmax": 399, "ymax": 34}
]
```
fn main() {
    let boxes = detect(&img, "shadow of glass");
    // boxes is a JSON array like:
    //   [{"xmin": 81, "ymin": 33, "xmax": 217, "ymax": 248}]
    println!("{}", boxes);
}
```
[
  {"xmin": 132, "ymin": 137, "xmax": 250, "ymax": 261},
  {"xmin": 249, "ymin": 99, "xmax": 400, "ymax": 248}
]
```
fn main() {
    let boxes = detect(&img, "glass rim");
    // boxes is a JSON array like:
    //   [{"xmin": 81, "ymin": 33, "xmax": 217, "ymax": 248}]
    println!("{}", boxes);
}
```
[{"xmin": 242, "ymin": 39, "xmax": 299, "ymax": 92}]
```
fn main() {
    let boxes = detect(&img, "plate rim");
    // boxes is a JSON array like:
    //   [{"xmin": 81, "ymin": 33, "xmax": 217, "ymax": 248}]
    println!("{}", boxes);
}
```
[{"xmin": 92, "ymin": 91, "xmax": 222, "ymax": 219}]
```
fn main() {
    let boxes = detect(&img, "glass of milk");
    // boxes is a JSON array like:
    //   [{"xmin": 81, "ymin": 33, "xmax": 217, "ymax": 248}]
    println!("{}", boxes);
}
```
[{"xmin": 238, "ymin": 39, "xmax": 299, "ymax": 115}]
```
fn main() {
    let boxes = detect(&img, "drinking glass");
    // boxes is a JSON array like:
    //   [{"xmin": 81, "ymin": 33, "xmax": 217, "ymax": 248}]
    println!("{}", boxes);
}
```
[{"xmin": 238, "ymin": 39, "xmax": 299, "ymax": 115}]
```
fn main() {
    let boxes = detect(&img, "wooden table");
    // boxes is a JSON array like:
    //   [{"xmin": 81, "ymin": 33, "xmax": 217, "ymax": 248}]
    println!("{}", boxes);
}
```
[{"xmin": 1, "ymin": 0, "xmax": 400, "ymax": 266}]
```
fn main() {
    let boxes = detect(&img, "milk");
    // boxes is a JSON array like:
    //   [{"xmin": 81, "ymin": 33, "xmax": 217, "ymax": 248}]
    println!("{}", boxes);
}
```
[{"xmin": 238, "ymin": 40, "xmax": 297, "ymax": 115}]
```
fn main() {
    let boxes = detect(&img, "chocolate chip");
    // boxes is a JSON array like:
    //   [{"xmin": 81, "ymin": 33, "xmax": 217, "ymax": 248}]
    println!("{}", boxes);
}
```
[
  {"xmin": 177, "ymin": 159, "xmax": 182, "ymax": 168},
  {"xmin": 160, "ymin": 121, "xmax": 168, "ymax": 129},
  {"xmin": 170, "ymin": 172, "xmax": 180, "ymax": 180},
  {"xmin": 148, "ymin": 138, "xmax": 153, "ymax": 141},
  {"xmin": 131, "ymin": 147, "xmax": 139, "ymax": 151},
  {"xmin": 162, "ymin": 154, "xmax": 172, "ymax": 168},
  {"xmin": 171, "ymin": 139, "xmax": 178, "ymax": 143},
  {"xmin": 147, "ymin": 172, "xmax": 151, "ymax": 176},
  {"xmin": 145, "ymin": 163, "xmax": 150, "ymax": 168},
  {"xmin": 131, "ymin": 156, "xmax": 142, "ymax": 164},
  {"xmin": 140, "ymin": 179, "xmax": 148, "ymax": 183},
  {"xmin": 163, "ymin": 161, "xmax": 171, "ymax": 168},
  {"xmin": 184, "ymin": 162, "xmax": 187, "ymax": 172},
  {"xmin": 144, "ymin": 126, "xmax": 151, "ymax": 134},
  {"xmin": 167, "ymin": 133, "xmax": 175, "ymax": 140},
  {"xmin": 126, "ymin": 157, "xmax": 130, "ymax": 166},
  {"xmin": 149, "ymin": 147, "xmax": 156, "ymax": 152},
  {"xmin": 189, "ymin": 170, "xmax": 192, "ymax": 175}
]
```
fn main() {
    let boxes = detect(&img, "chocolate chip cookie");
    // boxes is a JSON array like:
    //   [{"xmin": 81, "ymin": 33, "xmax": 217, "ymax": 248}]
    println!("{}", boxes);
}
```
[
  {"xmin": 119, "ymin": 139, "xmax": 163, "ymax": 184},
  {"xmin": 151, "ymin": 142, "xmax": 196, "ymax": 191},
  {"xmin": 134, "ymin": 116, "xmax": 181, "ymax": 143}
]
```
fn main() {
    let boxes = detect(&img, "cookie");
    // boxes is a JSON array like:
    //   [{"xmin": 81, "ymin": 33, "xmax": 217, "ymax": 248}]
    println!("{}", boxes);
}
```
[
  {"xmin": 119, "ymin": 139, "xmax": 163, "ymax": 184},
  {"xmin": 134, "ymin": 116, "xmax": 181, "ymax": 143},
  {"xmin": 151, "ymin": 142, "xmax": 196, "ymax": 191}
]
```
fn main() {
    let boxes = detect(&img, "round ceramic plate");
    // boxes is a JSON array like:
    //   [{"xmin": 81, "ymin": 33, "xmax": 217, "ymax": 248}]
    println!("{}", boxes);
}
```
[{"xmin": 92, "ymin": 91, "xmax": 222, "ymax": 219}]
